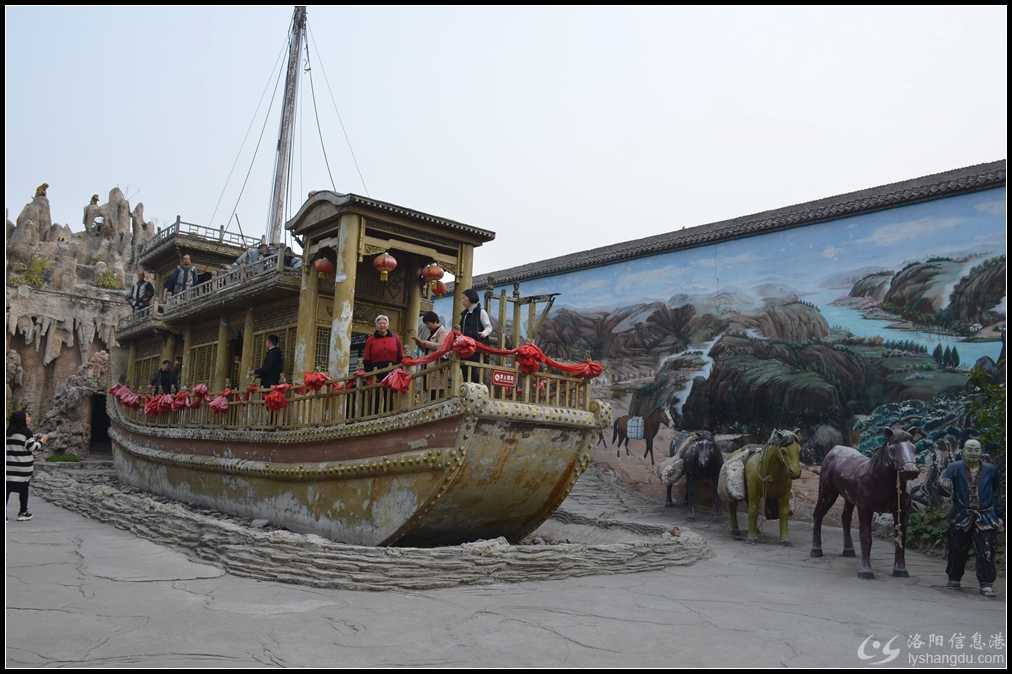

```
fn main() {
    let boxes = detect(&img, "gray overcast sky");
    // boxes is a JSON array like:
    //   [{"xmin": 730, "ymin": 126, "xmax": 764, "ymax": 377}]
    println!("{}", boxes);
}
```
[{"xmin": 4, "ymin": 6, "xmax": 1007, "ymax": 275}]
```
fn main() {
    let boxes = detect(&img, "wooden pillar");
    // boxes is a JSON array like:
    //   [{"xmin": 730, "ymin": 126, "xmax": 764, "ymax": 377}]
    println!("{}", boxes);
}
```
[
  {"xmin": 180, "ymin": 328, "xmax": 193, "ymax": 388},
  {"xmin": 212, "ymin": 318, "xmax": 230, "ymax": 391},
  {"xmin": 512, "ymin": 294, "xmax": 522, "ymax": 348},
  {"xmin": 451, "ymin": 243, "xmax": 474, "ymax": 329},
  {"xmin": 239, "ymin": 309, "xmax": 256, "ymax": 386},
  {"xmin": 528, "ymin": 301, "xmax": 537, "ymax": 341},
  {"xmin": 404, "ymin": 262, "xmax": 422, "ymax": 350},
  {"xmin": 328, "ymin": 214, "xmax": 361, "ymax": 379},
  {"xmin": 293, "ymin": 253, "xmax": 320, "ymax": 376},
  {"xmin": 497, "ymin": 289, "xmax": 508, "ymax": 349},
  {"xmin": 126, "ymin": 342, "xmax": 137, "ymax": 388},
  {"xmin": 159, "ymin": 333, "xmax": 176, "ymax": 366}
]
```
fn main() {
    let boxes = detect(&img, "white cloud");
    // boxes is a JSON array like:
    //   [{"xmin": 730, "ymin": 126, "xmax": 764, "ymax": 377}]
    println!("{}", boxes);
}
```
[
  {"xmin": 975, "ymin": 199, "xmax": 1005, "ymax": 217},
  {"xmin": 616, "ymin": 266, "xmax": 685, "ymax": 288},
  {"xmin": 695, "ymin": 252, "xmax": 758, "ymax": 268},
  {"xmin": 858, "ymin": 217, "xmax": 965, "ymax": 246},
  {"xmin": 822, "ymin": 245, "xmax": 842, "ymax": 259}
]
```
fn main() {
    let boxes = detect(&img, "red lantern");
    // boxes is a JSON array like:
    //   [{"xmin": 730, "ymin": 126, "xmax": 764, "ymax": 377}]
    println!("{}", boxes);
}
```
[
  {"xmin": 432, "ymin": 280, "xmax": 448, "ymax": 297},
  {"xmin": 422, "ymin": 262, "xmax": 444, "ymax": 282},
  {"xmin": 313, "ymin": 258, "xmax": 334, "ymax": 275},
  {"xmin": 373, "ymin": 251, "xmax": 398, "ymax": 282}
]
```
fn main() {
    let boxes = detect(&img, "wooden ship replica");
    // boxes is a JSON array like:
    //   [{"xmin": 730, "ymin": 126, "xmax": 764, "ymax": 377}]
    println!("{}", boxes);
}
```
[{"xmin": 108, "ymin": 7, "xmax": 609, "ymax": 547}]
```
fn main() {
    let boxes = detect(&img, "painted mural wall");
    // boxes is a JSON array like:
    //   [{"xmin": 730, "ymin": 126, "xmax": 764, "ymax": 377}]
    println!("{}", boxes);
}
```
[{"xmin": 437, "ymin": 187, "xmax": 1006, "ymax": 453}]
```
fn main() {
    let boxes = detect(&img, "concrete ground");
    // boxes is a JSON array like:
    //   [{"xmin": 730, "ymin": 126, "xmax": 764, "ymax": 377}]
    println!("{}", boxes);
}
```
[{"xmin": 5, "ymin": 470, "xmax": 1006, "ymax": 668}]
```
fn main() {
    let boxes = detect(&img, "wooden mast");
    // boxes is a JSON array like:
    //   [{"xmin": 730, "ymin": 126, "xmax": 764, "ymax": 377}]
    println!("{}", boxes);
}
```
[{"xmin": 267, "ymin": 6, "xmax": 307, "ymax": 245}]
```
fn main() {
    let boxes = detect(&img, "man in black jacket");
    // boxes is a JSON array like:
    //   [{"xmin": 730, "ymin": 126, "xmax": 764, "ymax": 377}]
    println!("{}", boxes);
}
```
[
  {"xmin": 254, "ymin": 335, "xmax": 284, "ymax": 388},
  {"xmin": 128, "ymin": 268, "xmax": 155, "ymax": 313},
  {"xmin": 149, "ymin": 360, "xmax": 177, "ymax": 394}
]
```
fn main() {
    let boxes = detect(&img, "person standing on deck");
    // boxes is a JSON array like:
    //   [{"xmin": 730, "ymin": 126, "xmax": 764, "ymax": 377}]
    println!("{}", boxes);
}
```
[
  {"xmin": 163, "ymin": 254, "xmax": 199, "ymax": 300},
  {"xmin": 363, "ymin": 315, "xmax": 403, "ymax": 373},
  {"xmin": 128, "ymin": 268, "xmax": 155, "ymax": 313},
  {"xmin": 150, "ymin": 360, "xmax": 178, "ymax": 394},
  {"xmin": 254, "ymin": 335, "xmax": 284, "ymax": 388},
  {"xmin": 413, "ymin": 311, "xmax": 451, "ymax": 400},
  {"xmin": 459, "ymin": 289, "xmax": 492, "ymax": 382}
]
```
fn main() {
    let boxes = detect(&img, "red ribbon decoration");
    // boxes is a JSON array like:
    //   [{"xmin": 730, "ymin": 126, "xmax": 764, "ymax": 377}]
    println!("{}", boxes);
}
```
[
  {"xmin": 304, "ymin": 371, "xmax": 329, "ymax": 392},
  {"xmin": 156, "ymin": 394, "xmax": 174, "ymax": 413},
  {"xmin": 143, "ymin": 396, "xmax": 160, "ymax": 416},
  {"xmin": 381, "ymin": 368, "xmax": 413, "ymax": 393},
  {"xmin": 264, "ymin": 388, "xmax": 289, "ymax": 411},
  {"xmin": 208, "ymin": 390, "xmax": 232, "ymax": 414},
  {"xmin": 171, "ymin": 390, "xmax": 190, "ymax": 411},
  {"xmin": 192, "ymin": 383, "xmax": 209, "ymax": 400},
  {"xmin": 401, "ymin": 329, "xmax": 604, "ymax": 379}
]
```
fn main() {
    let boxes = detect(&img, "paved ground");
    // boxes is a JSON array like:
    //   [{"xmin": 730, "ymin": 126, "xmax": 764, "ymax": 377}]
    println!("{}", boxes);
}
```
[{"xmin": 5, "ymin": 464, "xmax": 1006, "ymax": 668}]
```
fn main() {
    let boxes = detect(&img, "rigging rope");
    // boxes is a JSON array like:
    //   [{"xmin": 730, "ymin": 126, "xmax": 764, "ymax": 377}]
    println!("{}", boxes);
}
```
[
  {"xmin": 309, "ymin": 24, "xmax": 370, "ymax": 195},
  {"xmin": 228, "ymin": 29, "xmax": 289, "ymax": 246},
  {"xmin": 303, "ymin": 40, "xmax": 337, "ymax": 193},
  {"xmin": 207, "ymin": 38, "xmax": 288, "ymax": 233}
]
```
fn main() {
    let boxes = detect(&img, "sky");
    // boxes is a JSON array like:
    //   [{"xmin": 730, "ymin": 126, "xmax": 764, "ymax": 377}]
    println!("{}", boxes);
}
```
[{"xmin": 4, "ymin": 6, "xmax": 1007, "ymax": 276}]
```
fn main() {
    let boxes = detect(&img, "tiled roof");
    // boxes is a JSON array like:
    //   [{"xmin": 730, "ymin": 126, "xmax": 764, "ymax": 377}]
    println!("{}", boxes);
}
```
[
  {"xmin": 287, "ymin": 192, "xmax": 495, "ymax": 242},
  {"xmin": 474, "ymin": 160, "xmax": 1006, "ymax": 287}
]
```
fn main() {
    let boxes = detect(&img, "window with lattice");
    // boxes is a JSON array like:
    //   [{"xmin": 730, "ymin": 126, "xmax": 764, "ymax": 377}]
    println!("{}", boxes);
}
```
[
  {"xmin": 189, "ymin": 343, "xmax": 217, "ymax": 386},
  {"xmin": 314, "ymin": 327, "xmax": 331, "ymax": 372},
  {"xmin": 134, "ymin": 356, "xmax": 159, "ymax": 389},
  {"xmin": 252, "ymin": 325, "xmax": 297, "ymax": 383}
]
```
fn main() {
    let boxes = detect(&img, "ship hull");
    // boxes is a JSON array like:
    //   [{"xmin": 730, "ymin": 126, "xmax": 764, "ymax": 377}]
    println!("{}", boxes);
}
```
[{"xmin": 109, "ymin": 385, "xmax": 609, "ymax": 546}]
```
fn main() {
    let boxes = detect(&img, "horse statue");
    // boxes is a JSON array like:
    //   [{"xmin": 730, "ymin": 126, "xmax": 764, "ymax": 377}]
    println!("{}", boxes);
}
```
[
  {"xmin": 613, "ymin": 407, "xmax": 673, "ymax": 465},
  {"xmin": 719, "ymin": 429, "xmax": 802, "ymax": 544},
  {"xmin": 810, "ymin": 424, "xmax": 921, "ymax": 579}
]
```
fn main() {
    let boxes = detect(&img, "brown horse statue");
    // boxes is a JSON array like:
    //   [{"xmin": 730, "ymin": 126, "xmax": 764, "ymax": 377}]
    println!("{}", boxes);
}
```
[
  {"xmin": 810, "ymin": 425, "xmax": 921, "ymax": 579},
  {"xmin": 613, "ymin": 407, "xmax": 673, "ymax": 465}
]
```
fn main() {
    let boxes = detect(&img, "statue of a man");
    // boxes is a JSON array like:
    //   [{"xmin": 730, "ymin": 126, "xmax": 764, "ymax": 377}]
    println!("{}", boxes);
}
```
[
  {"xmin": 84, "ymin": 194, "xmax": 102, "ymax": 234},
  {"xmin": 941, "ymin": 439, "xmax": 1003, "ymax": 598}
]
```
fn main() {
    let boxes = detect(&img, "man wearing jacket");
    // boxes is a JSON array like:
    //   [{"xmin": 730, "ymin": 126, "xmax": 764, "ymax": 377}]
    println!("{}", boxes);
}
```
[
  {"xmin": 941, "ymin": 439, "xmax": 1003, "ymax": 598},
  {"xmin": 254, "ymin": 334, "xmax": 284, "ymax": 388}
]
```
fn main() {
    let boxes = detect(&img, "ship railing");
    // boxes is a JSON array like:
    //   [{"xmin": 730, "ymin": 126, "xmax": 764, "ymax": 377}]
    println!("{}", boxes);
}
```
[
  {"xmin": 458, "ymin": 352, "xmax": 591, "ymax": 410},
  {"xmin": 164, "ymin": 253, "xmax": 284, "ymax": 311},
  {"xmin": 140, "ymin": 217, "xmax": 261, "ymax": 257},
  {"xmin": 118, "ymin": 300, "xmax": 166, "ymax": 329},
  {"xmin": 120, "ymin": 354, "xmax": 592, "ymax": 431}
]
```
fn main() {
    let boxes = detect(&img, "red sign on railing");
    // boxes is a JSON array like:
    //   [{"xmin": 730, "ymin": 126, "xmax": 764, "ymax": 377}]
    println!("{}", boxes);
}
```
[{"xmin": 492, "ymin": 370, "xmax": 517, "ymax": 388}]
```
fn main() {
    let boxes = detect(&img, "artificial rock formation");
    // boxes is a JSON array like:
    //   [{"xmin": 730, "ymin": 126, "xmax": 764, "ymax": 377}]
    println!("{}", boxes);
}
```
[
  {"xmin": 6, "ymin": 184, "xmax": 143, "ymax": 448},
  {"xmin": 38, "ymin": 351, "xmax": 111, "ymax": 455}
]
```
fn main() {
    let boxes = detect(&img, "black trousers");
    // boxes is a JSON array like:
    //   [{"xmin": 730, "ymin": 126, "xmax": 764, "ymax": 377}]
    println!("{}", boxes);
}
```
[
  {"xmin": 6, "ymin": 481, "xmax": 29, "ymax": 514},
  {"xmin": 461, "ymin": 353, "xmax": 484, "ymax": 383},
  {"xmin": 946, "ymin": 524, "xmax": 998, "ymax": 585}
]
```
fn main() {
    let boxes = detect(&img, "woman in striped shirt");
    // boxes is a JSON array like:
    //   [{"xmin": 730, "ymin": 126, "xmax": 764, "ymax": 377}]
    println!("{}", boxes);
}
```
[{"xmin": 6, "ymin": 410, "xmax": 47, "ymax": 522}]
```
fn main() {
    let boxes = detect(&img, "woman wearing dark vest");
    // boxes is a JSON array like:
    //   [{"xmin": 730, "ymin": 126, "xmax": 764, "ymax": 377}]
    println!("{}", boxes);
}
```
[{"xmin": 459, "ymin": 289, "xmax": 492, "ymax": 383}]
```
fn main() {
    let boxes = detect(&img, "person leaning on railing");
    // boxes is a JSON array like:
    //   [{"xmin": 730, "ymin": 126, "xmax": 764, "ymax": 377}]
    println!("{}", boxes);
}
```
[
  {"xmin": 413, "ymin": 311, "xmax": 450, "ymax": 400},
  {"xmin": 127, "ymin": 268, "xmax": 155, "ymax": 314},
  {"xmin": 163, "ymin": 254, "xmax": 199, "ymax": 301}
]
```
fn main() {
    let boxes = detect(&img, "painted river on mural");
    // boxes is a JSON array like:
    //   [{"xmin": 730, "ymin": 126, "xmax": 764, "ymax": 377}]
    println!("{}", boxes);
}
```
[{"xmin": 808, "ymin": 289, "xmax": 1002, "ymax": 368}]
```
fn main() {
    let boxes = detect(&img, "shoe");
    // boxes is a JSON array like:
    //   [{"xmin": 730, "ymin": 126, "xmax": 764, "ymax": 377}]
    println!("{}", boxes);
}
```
[
  {"xmin": 980, "ymin": 586, "xmax": 996, "ymax": 598},
  {"xmin": 946, "ymin": 580, "xmax": 961, "ymax": 589},
  {"xmin": 16, "ymin": 512, "xmax": 32, "ymax": 521}
]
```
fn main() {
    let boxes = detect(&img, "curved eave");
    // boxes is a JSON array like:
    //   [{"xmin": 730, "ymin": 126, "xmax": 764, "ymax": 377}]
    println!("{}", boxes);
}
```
[{"xmin": 286, "ymin": 191, "xmax": 495, "ymax": 244}]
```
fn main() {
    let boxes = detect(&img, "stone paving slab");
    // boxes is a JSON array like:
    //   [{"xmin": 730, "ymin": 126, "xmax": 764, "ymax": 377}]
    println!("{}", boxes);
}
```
[{"xmin": 6, "ymin": 472, "xmax": 1006, "ymax": 667}]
